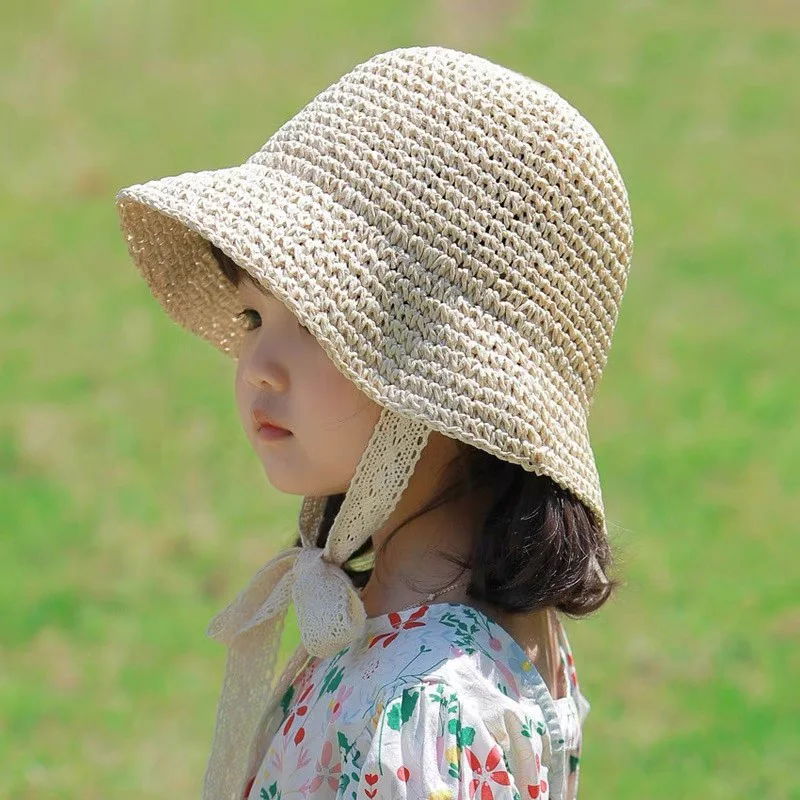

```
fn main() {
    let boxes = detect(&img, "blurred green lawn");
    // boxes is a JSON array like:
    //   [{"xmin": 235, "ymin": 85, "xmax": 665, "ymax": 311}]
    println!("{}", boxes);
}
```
[{"xmin": 2, "ymin": 1, "xmax": 797, "ymax": 797}]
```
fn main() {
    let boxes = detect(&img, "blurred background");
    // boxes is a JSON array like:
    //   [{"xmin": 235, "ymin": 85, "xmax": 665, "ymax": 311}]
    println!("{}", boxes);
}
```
[{"xmin": 2, "ymin": 1, "xmax": 797, "ymax": 797}]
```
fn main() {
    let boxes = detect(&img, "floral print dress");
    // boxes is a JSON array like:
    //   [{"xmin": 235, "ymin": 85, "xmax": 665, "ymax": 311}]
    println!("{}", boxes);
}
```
[{"xmin": 244, "ymin": 602, "xmax": 590, "ymax": 800}]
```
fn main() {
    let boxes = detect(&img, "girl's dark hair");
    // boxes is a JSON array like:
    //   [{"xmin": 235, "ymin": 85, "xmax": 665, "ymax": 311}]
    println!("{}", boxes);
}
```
[
  {"xmin": 211, "ymin": 241, "xmax": 619, "ymax": 618},
  {"xmin": 211, "ymin": 242, "xmax": 250, "ymax": 287},
  {"xmin": 311, "ymin": 444, "xmax": 619, "ymax": 618}
]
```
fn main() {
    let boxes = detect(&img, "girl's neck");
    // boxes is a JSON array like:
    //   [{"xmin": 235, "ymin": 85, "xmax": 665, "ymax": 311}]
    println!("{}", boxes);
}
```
[{"xmin": 354, "ymin": 429, "xmax": 564, "ymax": 698}]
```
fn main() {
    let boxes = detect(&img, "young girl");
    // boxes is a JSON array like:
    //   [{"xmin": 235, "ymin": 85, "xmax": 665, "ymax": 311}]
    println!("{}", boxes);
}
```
[{"xmin": 115, "ymin": 46, "xmax": 633, "ymax": 800}]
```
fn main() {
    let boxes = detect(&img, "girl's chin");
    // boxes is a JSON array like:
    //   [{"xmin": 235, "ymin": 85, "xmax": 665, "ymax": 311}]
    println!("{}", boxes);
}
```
[
  {"xmin": 259, "ymin": 467, "xmax": 303, "ymax": 496},
  {"xmin": 258, "ymin": 462, "xmax": 313, "ymax": 496},
  {"xmin": 258, "ymin": 464, "xmax": 349, "ymax": 498}
]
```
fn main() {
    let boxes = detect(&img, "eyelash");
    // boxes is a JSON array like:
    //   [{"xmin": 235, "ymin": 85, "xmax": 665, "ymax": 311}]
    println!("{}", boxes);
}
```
[{"xmin": 235, "ymin": 308, "xmax": 310, "ymax": 334}]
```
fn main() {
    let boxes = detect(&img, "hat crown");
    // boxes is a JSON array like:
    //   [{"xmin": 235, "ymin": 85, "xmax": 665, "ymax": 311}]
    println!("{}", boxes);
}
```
[
  {"xmin": 245, "ymin": 45, "xmax": 634, "ymax": 409},
  {"xmin": 115, "ymin": 44, "xmax": 636, "ymax": 537}
]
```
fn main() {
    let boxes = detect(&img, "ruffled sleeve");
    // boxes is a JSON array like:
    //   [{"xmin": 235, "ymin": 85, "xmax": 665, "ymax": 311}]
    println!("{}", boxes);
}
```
[{"xmin": 350, "ymin": 679, "xmax": 551, "ymax": 800}]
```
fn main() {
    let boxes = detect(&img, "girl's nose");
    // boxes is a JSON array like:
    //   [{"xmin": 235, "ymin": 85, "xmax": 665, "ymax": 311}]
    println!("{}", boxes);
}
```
[{"xmin": 241, "ymin": 340, "xmax": 290, "ymax": 394}]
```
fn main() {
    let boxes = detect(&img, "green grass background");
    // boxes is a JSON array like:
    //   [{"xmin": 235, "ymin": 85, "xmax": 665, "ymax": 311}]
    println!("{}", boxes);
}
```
[{"xmin": 2, "ymin": 0, "xmax": 797, "ymax": 797}]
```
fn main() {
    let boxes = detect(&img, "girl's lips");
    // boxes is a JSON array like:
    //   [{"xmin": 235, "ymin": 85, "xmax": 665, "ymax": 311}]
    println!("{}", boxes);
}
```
[
  {"xmin": 256, "ymin": 423, "xmax": 293, "ymax": 441},
  {"xmin": 251, "ymin": 408, "xmax": 291, "ymax": 434}
]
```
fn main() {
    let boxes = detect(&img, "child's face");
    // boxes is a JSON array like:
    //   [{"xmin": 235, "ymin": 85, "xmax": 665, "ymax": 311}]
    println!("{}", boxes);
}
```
[{"xmin": 234, "ymin": 274, "xmax": 383, "ymax": 496}]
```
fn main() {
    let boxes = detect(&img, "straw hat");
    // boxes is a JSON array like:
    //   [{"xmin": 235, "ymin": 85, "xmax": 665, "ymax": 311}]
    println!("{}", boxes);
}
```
[{"xmin": 115, "ymin": 45, "xmax": 633, "ymax": 800}]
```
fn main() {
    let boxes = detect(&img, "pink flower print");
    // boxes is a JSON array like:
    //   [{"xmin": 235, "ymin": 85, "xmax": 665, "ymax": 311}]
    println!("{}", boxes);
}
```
[
  {"xmin": 326, "ymin": 682, "xmax": 354, "ymax": 723},
  {"xmin": 488, "ymin": 634, "xmax": 503, "ymax": 652},
  {"xmin": 296, "ymin": 777, "xmax": 314, "ymax": 795},
  {"xmin": 449, "ymin": 644, "xmax": 465, "ymax": 658},
  {"xmin": 435, "ymin": 730, "xmax": 445, "ymax": 770},
  {"xmin": 267, "ymin": 741, "xmax": 284, "ymax": 774},
  {"xmin": 368, "ymin": 605, "xmax": 429, "ymax": 649},
  {"xmin": 295, "ymin": 742, "xmax": 312, "ymax": 771},
  {"xmin": 465, "ymin": 743, "xmax": 512, "ymax": 800},
  {"xmin": 308, "ymin": 740, "xmax": 342, "ymax": 792},
  {"xmin": 495, "ymin": 661, "xmax": 521, "ymax": 699}
]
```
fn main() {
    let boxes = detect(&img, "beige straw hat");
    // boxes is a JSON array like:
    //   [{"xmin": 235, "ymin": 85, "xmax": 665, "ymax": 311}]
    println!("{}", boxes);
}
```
[{"xmin": 115, "ymin": 45, "xmax": 633, "ymax": 800}]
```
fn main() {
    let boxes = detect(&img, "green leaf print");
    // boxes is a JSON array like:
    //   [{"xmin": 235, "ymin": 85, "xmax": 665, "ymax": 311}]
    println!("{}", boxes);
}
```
[
  {"xmin": 386, "ymin": 688, "xmax": 419, "ymax": 730},
  {"xmin": 429, "ymin": 683, "xmax": 447, "ymax": 706},
  {"xmin": 320, "ymin": 664, "xmax": 345, "ymax": 696},
  {"xmin": 521, "ymin": 715, "xmax": 546, "ymax": 739},
  {"xmin": 336, "ymin": 730, "xmax": 362, "ymax": 770},
  {"xmin": 400, "ymin": 688, "xmax": 419, "ymax": 722},
  {"xmin": 569, "ymin": 754, "xmax": 580, "ymax": 773},
  {"xmin": 386, "ymin": 702, "xmax": 402, "ymax": 731},
  {"xmin": 349, "ymin": 770, "xmax": 360, "ymax": 799},
  {"xmin": 446, "ymin": 691, "xmax": 459, "ymax": 715},
  {"xmin": 447, "ymin": 717, "xmax": 475, "ymax": 748},
  {"xmin": 439, "ymin": 612, "xmax": 480, "ymax": 653},
  {"xmin": 260, "ymin": 781, "xmax": 281, "ymax": 800},
  {"xmin": 278, "ymin": 683, "xmax": 294, "ymax": 717}
]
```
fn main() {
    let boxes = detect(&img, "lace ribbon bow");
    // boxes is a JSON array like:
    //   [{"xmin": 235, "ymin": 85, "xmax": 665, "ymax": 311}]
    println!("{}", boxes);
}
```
[
  {"xmin": 201, "ymin": 542, "xmax": 367, "ymax": 800},
  {"xmin": 207, "ymin": 542, "xmax": 367, "ymax": 656}
]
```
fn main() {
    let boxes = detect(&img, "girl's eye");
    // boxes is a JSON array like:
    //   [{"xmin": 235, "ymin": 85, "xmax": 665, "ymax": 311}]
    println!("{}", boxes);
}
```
[
  {"xmin": 236, "ymin": 308, "xmax": 311, "ymax": 335},
  {"xmin": 236, "ymin": 308, "xmax": 261, "ymax": 331}
]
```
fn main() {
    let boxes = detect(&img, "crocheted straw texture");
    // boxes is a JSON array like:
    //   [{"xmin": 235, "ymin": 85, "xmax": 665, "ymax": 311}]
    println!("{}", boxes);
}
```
[
  {"xmin": 114, "ymin": 45, "xmax": 634, "ymax": 800},
  {"xmin": 116, "ymin": 45, "xmax": 633, "ymax": 540}
]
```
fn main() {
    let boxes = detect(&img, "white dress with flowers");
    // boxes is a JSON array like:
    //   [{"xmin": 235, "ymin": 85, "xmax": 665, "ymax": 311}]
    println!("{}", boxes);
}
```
[{"xmin": 244, "ymin": 602, "xmax": 591, "ymax": 800}]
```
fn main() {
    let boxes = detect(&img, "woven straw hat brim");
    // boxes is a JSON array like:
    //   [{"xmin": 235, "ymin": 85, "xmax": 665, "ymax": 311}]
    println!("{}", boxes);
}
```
[{"xmin": 116, "ymin": 162, "xmax": 607, "ymax": 537}]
